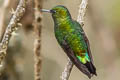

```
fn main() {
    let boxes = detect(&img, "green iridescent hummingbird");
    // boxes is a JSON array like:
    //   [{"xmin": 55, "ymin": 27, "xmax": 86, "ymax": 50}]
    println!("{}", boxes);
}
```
[{"xmin": 41, "ymin": 5, "xmax": 97, "ymax": 78}]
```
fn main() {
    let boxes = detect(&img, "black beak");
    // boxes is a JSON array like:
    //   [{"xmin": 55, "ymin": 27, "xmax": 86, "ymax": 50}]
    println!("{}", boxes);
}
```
[
  {"xmin": 50, "ymin": 10, "xmax": 56, "ymax": 13},
  {"xmin": 41, "ymin": 9, "xmax": 56, "ymax": 13}
]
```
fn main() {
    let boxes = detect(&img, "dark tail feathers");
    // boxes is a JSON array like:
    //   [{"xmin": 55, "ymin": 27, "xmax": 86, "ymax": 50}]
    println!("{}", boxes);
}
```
[{"xmin": 84, "ymin": 61, "xmax": 97, "ymax": 76}]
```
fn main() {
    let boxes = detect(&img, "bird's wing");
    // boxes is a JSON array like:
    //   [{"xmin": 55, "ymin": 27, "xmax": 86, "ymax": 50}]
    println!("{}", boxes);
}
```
[
  {"xmin": 73, "ymin": 21, "xmax": 93, "ymax": 62},
  {"xmin": 61, "ymin": 39, "xmax": 92, "ymax": 78}
]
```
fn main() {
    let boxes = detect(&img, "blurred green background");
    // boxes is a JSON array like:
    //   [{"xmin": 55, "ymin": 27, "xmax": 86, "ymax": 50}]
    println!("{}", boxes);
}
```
[{"xmin": 0, "ymin": 0, "xmax": 120, "ymax": 80}]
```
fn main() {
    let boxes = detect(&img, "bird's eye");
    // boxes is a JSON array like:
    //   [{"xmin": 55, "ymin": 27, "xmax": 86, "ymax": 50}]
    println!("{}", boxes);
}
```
[{"xmin": 50, "ymin": 10, "xmax": 56, "ymax": 14}]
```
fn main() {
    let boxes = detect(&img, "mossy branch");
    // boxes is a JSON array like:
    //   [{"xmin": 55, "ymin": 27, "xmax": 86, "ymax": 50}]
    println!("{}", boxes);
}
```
[
  {"xmin": 0, "ymin": 0, "xmax": 27, "ymax": 65},
  {"xmin": 0, "ymin": 0, "xmax": 11, "ymax": 41},
  {"xmin": 61, "ymin": 0, "xmax": 88, "ymax": 80}
]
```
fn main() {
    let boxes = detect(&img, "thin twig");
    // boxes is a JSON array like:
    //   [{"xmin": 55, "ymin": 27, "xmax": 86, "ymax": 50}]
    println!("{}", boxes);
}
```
[
  {"xmin": 77, "ymin": 0, "xmax": 88, "ymax": 26},
  {"xmin": 61, "ymin": 0, "xmax": 88, "ymax": 80},
  {"xmin": 61, "ymin": 58, "xmax": 73, "ymax": 80},
  {"xmin": 0, "ymin": 0, "xmax": 27, "ymax": 65},
  {"xmin": 33, "ymin": 0, "xmax": 43, "ymax": 80}
]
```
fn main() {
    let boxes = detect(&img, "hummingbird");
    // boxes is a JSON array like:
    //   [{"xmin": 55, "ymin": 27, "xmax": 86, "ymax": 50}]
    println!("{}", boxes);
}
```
[{"xmin": 41, "ymin": 5, "xmax": 97, "ymax": 78}]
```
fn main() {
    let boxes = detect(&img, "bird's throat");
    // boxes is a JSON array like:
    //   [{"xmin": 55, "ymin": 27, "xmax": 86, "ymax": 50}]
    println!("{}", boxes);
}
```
[{"xmin": 54, "ymin": 17, "xmax": 72, "ymax": 27}]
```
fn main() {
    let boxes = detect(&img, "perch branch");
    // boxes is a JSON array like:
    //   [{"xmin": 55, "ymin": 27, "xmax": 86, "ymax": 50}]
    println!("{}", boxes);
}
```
[
  {"xmin": 33, "ymin": 0, "xmax": 43, "ymax": 80},
  {"xmin": 0, "ymin": 0, "xmax": 27, "ymax": 64},
  {"xmin": 61, "ymin": 58, "xmax": 73, "ymax": 80},
  {"xmin": 61, "ymin": 0, "xmax": 88, "ymax": 80},
  {"xmin": 77, "ymin": 0, "xmax": 88, "ymax": 26}
]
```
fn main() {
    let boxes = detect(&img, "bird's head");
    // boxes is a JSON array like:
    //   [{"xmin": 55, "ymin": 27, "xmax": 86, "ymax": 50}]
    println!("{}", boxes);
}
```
[{"xmin": 41, "ymin": 5, "xmax": 71, "ymax": 20}]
